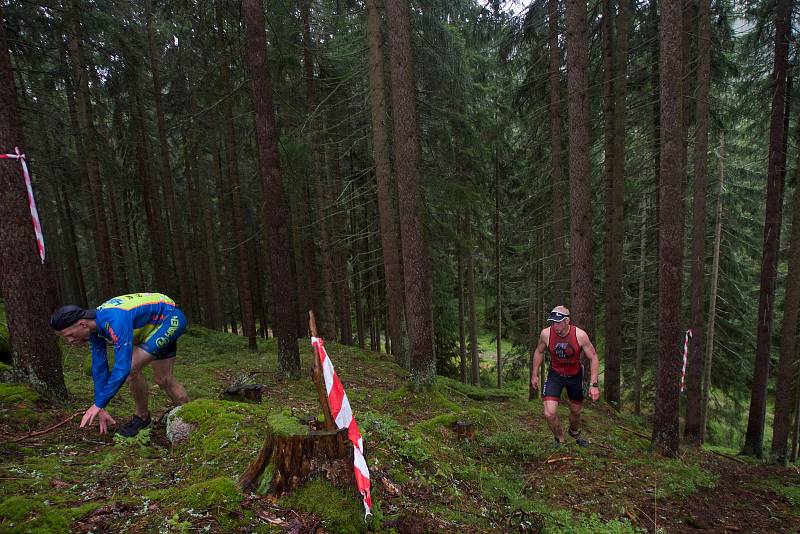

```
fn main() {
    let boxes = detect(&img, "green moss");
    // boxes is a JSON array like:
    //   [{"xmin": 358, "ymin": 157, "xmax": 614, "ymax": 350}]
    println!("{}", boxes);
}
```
[
  {"xmin": 439, "ymin": 377, "xmax": 518, "ymax": 401},
  {"xmin": 478, "ymin": 430, "xmax": 547, "ymax": 461},
  {"xmin": 0, "ymin": 495, "xmax": 39, "ymax": 522},
  {"xmin": 256, "ymin": 463, "xmax": 275, "ymax": 494},
  {"xmin": 174, "ymin": 476, "xmax": 243, "ymax": 511},
  {"xmin": 541, "ymin": 508, "xmax": 639, "ymax": 533},
  {"xmin": 0, "ymin": 495, "xmax": 101, "ymax": 534},
  {"xmin": 169, "ymin": 399, "xmax": 272, "ymax": 475},
  {"xmin": 0, "ymin": 361, "xmax": 11, "ymax": 373},
  {"xmin": 268, "ymin": 412, "xmax": 308, "ymax": 437},
  {"xmin": 280, "ymin": 479, "xmax": 372, "ymax": 534},
  {"xmin": 0, "ymin": 383, "xmax": 39, "ymax": 404},
  {"xmin": 413, "ymin": 413, "xmax": 460, "ymax": 434}
]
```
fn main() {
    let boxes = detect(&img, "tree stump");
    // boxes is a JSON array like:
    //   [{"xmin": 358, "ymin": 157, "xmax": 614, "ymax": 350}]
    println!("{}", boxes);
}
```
[
  {"xmin": 221, "ymin": 383, "xmax": 265, "ymax": 403},
  {"xmin": 453, "ymin": 420, "xmax": 475, "ymax": 439},
  {"xmin": 239, "ymin": 422, "xmax": 353, "ymax": 497}
]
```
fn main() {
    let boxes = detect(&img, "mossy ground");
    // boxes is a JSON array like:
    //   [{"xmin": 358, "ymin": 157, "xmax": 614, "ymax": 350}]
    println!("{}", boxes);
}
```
[{"xmin": 0, "ymin": 325, "xmax": 798, "ymax": 533}]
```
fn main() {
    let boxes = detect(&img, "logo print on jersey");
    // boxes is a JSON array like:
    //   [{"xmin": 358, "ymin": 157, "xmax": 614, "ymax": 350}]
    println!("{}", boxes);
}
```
[{"xmin": 554, "ymin": 342, "xmax": 575, "ymax": 359}]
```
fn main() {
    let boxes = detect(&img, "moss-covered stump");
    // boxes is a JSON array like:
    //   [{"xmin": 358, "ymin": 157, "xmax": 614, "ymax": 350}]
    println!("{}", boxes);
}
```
[{"xmin": 239, "ymin": 414, "xmax": 354, "ymax": 497}]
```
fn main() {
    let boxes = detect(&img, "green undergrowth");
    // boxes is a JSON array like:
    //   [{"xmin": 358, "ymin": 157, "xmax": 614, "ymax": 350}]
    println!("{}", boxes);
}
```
[
  {"xmin": 757, "ymin": 477, "xmax": 800, "ymax": 511},
  {"xmin": 627, "ymin": 455, "xmax": 718, "ymax": 499},
  {"xmin": 280, "ymin": 479, "xmax": 380, "ymax": 533},
  {"xmin": 0, "ymin": 495, "xmax": 100, "ymax": 533},
  {"xmin": 2, "ymin": 323, "xmax": 798, "ymax": 532}
]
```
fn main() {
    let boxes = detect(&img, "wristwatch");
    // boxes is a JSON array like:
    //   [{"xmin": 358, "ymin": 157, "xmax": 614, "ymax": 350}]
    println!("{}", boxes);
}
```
[{"xmin": 590, "ymin": 382, "xmax": 599, "ymax": 388}]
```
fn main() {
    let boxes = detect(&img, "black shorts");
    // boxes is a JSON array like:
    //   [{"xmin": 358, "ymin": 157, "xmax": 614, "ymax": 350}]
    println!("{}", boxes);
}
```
[{"xmin": 542, "ymin": 369, "xmax": 584, "ymax": 404}]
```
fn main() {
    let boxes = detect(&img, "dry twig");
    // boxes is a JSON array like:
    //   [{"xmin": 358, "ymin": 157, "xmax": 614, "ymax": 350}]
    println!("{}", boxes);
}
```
[{"xmin": 9, "ymin": 411, "xmax": 82, "ymax": 443}]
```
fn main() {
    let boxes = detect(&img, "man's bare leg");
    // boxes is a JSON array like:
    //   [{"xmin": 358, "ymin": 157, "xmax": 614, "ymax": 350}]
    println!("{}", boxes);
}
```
[
  {"xmin": 543, "ymin": 399, "xmax": 565, "ymax": 442},
  {"xmin": 568, "ymin": 401, "xmax": 582, "ymax": 433},
  {"xmin": 127, "ymin": 347, "xmax": 155, "ymax": 419},
  {"xmin": 152, "ymin": 357, "xmax": 189, "ymax": 405}
]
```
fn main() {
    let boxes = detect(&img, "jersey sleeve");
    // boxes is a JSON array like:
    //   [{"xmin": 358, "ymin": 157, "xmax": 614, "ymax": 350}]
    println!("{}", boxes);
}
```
[
  {"xmin": 92, "ymin": 312, "xmax": 134, "ymax": 409},
  {"xmin": 89, "ymin": 334, "xmax": 109, "ymax": 403}
]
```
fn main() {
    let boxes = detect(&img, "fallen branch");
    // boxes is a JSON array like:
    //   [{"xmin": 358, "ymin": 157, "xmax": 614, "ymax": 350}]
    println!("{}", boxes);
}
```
[
  {"xmin": 618, "ymin": 425, "xmax": 650, "ymax": 440},
  {"xmin": 545, "ymin": 456, "xmax": 578, "ymax": 464},
  {"xmin": 10, "ymin": 410, "xmax": 82, "ymax": 443},
  {"xmin": 708, "ymin": 448, "xmax": 746, "ymax": 464}
]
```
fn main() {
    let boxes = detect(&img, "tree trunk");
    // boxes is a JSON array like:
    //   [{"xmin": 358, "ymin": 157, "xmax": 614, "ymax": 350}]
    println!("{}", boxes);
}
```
[
  {"xmin": 601, "ymin": 0, "xmax": 617, "ymax": 407},
  {"xmin": 386, "ymin": 0, "xmax": 435, "ymax": 389},
  {"xmin": 301, "ymin": 0, "xmax": 336, "ymax": 339},
  {"xmin": 366, "ymin": 0, "xmax": 407, "ymax": 367},
  {"xmin": 634, "ymin": 197, "xmax": 647, "ymax": 416},
  {"xmin": 67, "ymin": 1, "xmax": 114, "ymax": 298},
  {"xmin": 605, "ymin": 0, "xmax": 630, "ymax": 410},
  {"xmin": 650, "ymin": 0, "xmax": 660, "ymax": 253},
  {"xmin": 0, "ymin": 7, "xmax": 68, "ymax": 401},
  {"xmin": 215, "ymin": 1, "xmax": 257, "ymax": 351},
  {"xmin": 652, "ymin": 0, "xmax": 685, "ymax": 456},
  {"xmin": 466, "ymin": 209, "xmax": 479, "ymax": 386},
  {"xmin": 243, "ymin": 0, "xmax": 301, "ymax": 377},
  {"xmin": 565, "ymin": 0, "xmax": 593, "ymax": 335},
  {"xmin": 495, "ymin": 147, "xmax": 502, "ymax": 388},
  {"xmin": 458, "ymin": 213, "xmax": 467, "ymax": 384},
  {"xmin": 684, "ymin": 0, "xmax": 711, "ymax": 446},
  {"xmin": 145, "ymin": 0, "xmax": 191, "ymax": 317},
  {"xmin": 56, "ymin": 181, "xmax": 88, "ymax": 307},
  {"xmin": 792, "ymin": 373, "xmax": 800, "ymax": 462},
  {"xmin": 126, "ymin": 62, "xmax": 171, "ymax": 295},
  {"xmin": 548, "ymin": 0, "xmax": 568, "ymax": 304},
  {"xmin": 771, "ymin": 99, "xmax": 800, "ymax": 465},
  {"xmin": 353, "ymin": 199, "xmax": 366, "ymax": 350},
  {"xmin": 702, "ymin": 132, "xmax": 725, "ymax": 439},
  {"xmin": 329, "ymin": 143, "xmax": 352, "ymax": 345},
  {"xmin": 528, "ymin": 232, "xmax": 539, "ymax": 401},
  {"xmin": 742, "ymin": 0, "xmax": 791, "ymax": 458}
]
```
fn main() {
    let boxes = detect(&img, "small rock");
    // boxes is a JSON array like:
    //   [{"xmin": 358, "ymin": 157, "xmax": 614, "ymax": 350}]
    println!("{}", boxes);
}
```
[{"xmin": 165, "ymin": 406, "xmax": 197, "ymax": 444}]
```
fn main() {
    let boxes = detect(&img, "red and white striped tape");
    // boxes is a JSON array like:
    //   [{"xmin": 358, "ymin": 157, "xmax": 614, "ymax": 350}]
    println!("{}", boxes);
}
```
[
  {"xmin": 1, "ymin": 148, "xmax": 45, "ymax": 263},
  {"xmin": 680, "ymin": 329, "xmax": 692, "ymax": 392},
  {"xmin": 311, "ymin": 337, "xmax": 372, "ymax": 517}
]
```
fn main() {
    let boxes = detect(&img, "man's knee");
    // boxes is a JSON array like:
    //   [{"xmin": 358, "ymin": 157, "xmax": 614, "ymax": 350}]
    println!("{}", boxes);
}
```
[
  {"xmin": 154, "ymin": 372, "xmax": 174, "ymax": 388},
  {"xmin": 127, "ymin": 367, "xmax": 143, "ymax": 381}
]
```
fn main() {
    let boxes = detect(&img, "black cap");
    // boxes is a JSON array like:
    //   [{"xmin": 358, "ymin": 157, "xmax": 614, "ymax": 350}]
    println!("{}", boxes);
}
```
[{"xmin": 50, "ymin": 305, "xmax": 96, "ymax": 330}]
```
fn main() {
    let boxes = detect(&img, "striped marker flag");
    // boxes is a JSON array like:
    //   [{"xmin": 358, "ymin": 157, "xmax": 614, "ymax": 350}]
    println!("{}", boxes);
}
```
[
  {"xmin": 1, "ymin": 148, "xmax": 45, "ymax": 263},
  {"xmin": 311, "ymin": 337, "xmax": 372, "ymax": 517}
]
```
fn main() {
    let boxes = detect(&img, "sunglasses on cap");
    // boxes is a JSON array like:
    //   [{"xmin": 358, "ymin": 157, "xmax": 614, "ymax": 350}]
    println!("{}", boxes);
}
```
[{"xmin": 547, "ymin": 311, "xmax": 570, "ymax": 322}]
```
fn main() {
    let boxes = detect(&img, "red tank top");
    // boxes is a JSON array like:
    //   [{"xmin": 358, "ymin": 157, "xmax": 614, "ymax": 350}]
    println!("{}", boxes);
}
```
[{"xmin": 548, "ymin": 324, "xmax": 583, "ymax": 376}]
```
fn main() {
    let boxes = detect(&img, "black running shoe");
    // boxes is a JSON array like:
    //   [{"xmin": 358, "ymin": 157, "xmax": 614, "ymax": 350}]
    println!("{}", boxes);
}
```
[
  {"xmin": 569, "ymin": 428, "xmax": 589, "ymax": 447},
  {"xmin": 116, "ymin": 414, "xmax": 151, "ymax": 437}
]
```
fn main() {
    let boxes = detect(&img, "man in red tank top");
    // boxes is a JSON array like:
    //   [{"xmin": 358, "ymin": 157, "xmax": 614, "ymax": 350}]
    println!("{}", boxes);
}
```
[{"xmin": 531, "ymin": 305, "xmax": 600, "ymax": 447}]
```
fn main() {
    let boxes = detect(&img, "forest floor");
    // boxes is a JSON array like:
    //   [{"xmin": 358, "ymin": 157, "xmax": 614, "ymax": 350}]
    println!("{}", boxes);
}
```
[{"xmin": 0, "ymin": 326, "xmax": 798, "ymax": 533}]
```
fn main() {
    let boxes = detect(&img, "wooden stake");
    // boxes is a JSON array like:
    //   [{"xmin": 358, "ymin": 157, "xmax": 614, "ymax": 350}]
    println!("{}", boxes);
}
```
[{"xmin": 309, "ymin": 310, "xmax": 336, "ymax": 431}]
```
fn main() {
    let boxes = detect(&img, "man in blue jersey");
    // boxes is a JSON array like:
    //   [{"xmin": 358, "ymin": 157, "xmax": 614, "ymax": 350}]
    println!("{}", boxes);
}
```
[{"xmin": 50, "ymin": 293, "xmax": 189, "ymax": 437}]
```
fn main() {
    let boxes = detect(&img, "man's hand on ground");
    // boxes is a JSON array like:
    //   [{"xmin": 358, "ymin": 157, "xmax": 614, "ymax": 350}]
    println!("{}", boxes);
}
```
[{"xmin": 80, "ymin": 404, "xmax": 116, "ymax": 434}]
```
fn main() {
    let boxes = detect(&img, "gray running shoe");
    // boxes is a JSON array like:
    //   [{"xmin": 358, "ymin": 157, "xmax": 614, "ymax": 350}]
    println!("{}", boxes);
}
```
[
  {"xmin": 116, "ymin": 414, "xmax": 151, "ymax": 437},
  {"xmin": 569, "ymin": 429, "xmax": 588, "ymax": 447}
]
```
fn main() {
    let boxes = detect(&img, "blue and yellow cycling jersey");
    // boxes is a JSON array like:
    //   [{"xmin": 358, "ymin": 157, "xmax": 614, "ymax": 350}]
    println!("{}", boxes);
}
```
[{"xmin": 89, "ymin": 293, "xmax": 185, "ymax": 408}]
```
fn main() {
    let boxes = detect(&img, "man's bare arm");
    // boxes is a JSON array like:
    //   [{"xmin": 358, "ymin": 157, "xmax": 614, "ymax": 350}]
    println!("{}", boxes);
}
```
[
  {"xmin": 531, "ymin": 330, "xmax": 548, "ymax": 386},
  {"xmin": 577, "ymin": 329, "xmax": 599, "ymax": 385}
]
